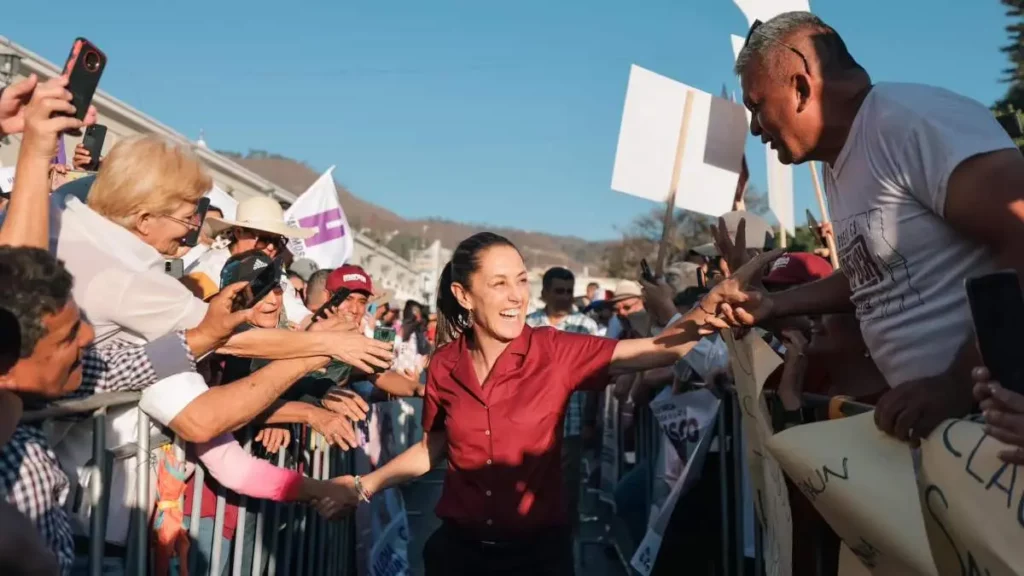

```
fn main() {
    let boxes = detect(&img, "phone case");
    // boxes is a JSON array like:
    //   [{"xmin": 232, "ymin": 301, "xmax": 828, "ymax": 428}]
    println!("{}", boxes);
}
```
[{"xmin": 62, "ymin": 38, "xmax": 107, "ymax": 121}]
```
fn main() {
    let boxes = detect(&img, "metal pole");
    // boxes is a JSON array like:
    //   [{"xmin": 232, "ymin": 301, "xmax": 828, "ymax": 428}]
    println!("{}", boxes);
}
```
[
  {"xmin": 89, "ymin": 408, "xmax": 107, "ymax": 576},
  {"xmin": 718, "ymin": 399, "xmax": 731, "ymax": 576},
  {"xmin": 136, "ymin": 411, "xmax": 151, "ymax": 575},
  {"xmin": 731, "ymin": 390, "xmax": 746, "ymax": 575}
]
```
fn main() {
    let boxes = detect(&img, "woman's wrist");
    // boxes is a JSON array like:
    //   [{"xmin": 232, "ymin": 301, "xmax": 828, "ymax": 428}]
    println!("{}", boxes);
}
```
[{"xmin": 355, "ymin": 474, "xmax": 376, "ymax": 501}]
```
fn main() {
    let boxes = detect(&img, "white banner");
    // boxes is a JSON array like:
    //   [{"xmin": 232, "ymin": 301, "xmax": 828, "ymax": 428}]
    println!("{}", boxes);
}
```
[
  {"xmin": 284, "ymin": 166, "xmax": 354, "ymax": 269},
  {"xmin": 631, "ymin": 388, "xmax": 720, "ymax": 575},
  {"xmin": 204, "ymin": 184, "xmax": 239, "ymax": 221}
]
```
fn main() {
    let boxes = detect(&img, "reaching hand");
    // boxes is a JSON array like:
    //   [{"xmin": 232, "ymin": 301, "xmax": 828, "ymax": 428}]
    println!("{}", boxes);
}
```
[
  {"xmin": 702, "ymin": 249, "xmax": 785, "ymax": 331},
  {"xmin": 322, "ymin": 330, "xmax": 393, "ymax": 374},
  {"xmin": 314, "ymin": 476, "xmax": 362, "ymax": 520},
  {"xmin": 17, "ymin": 77, "xmax": 90, "ymax": 164},
  {"xmin": 639, "ymin": 276, "xmax": 677, "ymax": 328},
  {"xmin": 308, "ymin": 404, "xmax": 361, "ymax": 450},
  {"xmin": 321, "ymin": 386, "xmax": 369, "ymax": 422},
  {"xmin": 712, "ymin": 216, "xmax": 753, "ymax": 274},
  {"xmin": 0, "ymin": 75, "xmax": 37, "ymax": 136},
  {"xmin": 186, "ymin": 282, "xmax": 254, "ymax": 356},
  {"xmin": 255, "ymin": 426, "xmax": 291, "ymax": 454},
  {"xmin": 974, "ymin": 366, "xmax": 1024, "ymax": 464}
]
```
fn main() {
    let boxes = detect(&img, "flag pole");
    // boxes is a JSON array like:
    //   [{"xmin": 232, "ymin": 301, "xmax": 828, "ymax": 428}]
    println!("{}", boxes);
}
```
[{"xmin": 656, "ymin": 91, "xmax": 695, "ymax": 276}]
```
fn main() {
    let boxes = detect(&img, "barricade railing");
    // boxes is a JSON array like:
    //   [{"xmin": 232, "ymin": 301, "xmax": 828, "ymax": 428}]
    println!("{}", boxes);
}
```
[
  {"xmin": 20, "ymin": 393, "xmax": 357, "ymax": 576},
  {"xmin": 602, "ymin": 384, "xmax": 875, "ymax": 576}
]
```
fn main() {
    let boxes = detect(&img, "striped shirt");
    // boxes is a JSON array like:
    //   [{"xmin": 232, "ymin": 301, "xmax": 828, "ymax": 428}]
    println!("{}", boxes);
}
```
[{"xmin": 525, "ymin": 310, "xmax": 600, "ymax": 437}]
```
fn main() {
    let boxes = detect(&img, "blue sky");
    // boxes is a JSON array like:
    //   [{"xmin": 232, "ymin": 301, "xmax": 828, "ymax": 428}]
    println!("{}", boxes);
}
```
[{"xmin": 3, "ymin": 1, "xmax": 1011, "ymax": 240}]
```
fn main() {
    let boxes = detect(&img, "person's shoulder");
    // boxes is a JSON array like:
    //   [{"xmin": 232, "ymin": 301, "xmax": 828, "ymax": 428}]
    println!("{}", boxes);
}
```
[
  {"xmin": 868, "ymin": 83, "xmax": 992, "ymax": 130},
  {"xmin": 524, "ymin": 309, "xmax": 546, "ymax": 326},
  {"xmin": 568, "ymin": 312, "xmax": 599, "ymax": 334}
]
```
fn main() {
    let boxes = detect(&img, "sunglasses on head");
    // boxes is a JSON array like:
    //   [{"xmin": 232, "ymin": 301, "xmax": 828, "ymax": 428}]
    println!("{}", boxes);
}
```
[{"xmin": 743, "ymin": 19, "xmax": 811, "ymax": 76}]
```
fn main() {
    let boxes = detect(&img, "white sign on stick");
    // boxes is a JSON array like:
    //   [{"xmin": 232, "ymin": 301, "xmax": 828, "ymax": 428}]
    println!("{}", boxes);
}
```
[
  {"xmin": 732, "ymin": 0, "xmax": 811, "ymax": 28},
  {"xmin": 767, "ymin": 148, "xmax": 795, "ymax": 235},
  {"xmin": 611, "ymin": 65, "xmax": 748, "ymax": 218}
]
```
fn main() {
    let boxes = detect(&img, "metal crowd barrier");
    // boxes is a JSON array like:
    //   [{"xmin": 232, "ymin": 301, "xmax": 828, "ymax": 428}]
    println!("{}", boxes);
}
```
[
  {"xmin": 21, "ymin": 394, "xmax": 358, "ymax": 576},
  {"xmin": 594, "ymin": 385, "xmax": 875, "ymax": 576}
]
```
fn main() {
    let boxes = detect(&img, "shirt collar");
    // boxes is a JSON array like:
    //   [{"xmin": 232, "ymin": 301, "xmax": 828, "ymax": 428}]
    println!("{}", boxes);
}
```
[{"xmin": 64, "ymin": 197, "xmax": 165, "ymax": 272}]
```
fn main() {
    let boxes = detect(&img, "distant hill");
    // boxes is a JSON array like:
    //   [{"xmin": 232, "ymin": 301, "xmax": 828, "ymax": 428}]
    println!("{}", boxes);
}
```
[{"xmin": 220, "ymin": 150, "xmax": 613, "ymax": 273}]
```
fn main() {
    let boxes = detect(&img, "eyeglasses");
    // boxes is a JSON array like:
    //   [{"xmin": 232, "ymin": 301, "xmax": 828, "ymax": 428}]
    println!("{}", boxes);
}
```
[
  {"xmin": 162, "ymin": 211, "xmax": 201, "ymax": 231},
  {"xmin": 743, "ymin": 19, "xmax": 811, "ymax": 76}
]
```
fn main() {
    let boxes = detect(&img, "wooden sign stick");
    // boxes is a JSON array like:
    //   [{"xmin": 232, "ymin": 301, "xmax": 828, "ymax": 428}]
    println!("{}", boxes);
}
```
[
  {"xmin": 808, "ymin": 162, "xmax": 840, "ymax": 269},
  {"xmin": 655, "ymin": 90, "xmax": 695, "ymax": 276}
]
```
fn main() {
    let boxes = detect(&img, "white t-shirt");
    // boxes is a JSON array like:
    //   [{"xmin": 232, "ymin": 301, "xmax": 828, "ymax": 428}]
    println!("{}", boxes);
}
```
[
  {"xmin": 823, "ymin": 82, "xmax": 1015, "ymax": 386},
  {"xmin": 50, "ymin": 198, "xmax": 211, "ymax": 543}
]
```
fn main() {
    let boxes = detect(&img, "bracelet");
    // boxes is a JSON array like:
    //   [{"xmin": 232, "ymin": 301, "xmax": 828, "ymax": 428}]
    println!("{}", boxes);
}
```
[
  {"xmin": 697, "ymin": 298, "xmax": 717, "ymax": 316},
  {"xmin": 353, "ymin": 475, "xmax": 372, "ymax": 503}
]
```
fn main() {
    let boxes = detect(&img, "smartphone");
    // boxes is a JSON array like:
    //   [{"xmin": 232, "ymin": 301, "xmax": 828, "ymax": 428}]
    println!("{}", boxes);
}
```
[
  {"xmin": 61, "ymin": 38, "xmax": 107, "ymax": 122},
  {"xmin": 966, "ymin": 270, "xmax": 1024, "ymax": 396},
  {"xmin": 80, "ymin": 124, "xmax": 106, "ymax": 170},
  {"xmin": 372, "ymin": 326, "xmax": 397, "ymax": 374},
  {"xmin": 164, "ymin": 259, "xmax": 184, "ymax": 279},
  {"xmin": 640, "ymin": 258, "xmax": 657, "ymax": 283},
  {"xmin": 231, "ymin": 256, "xmax": 284, "ymax": 312},
  {"xmin": 305, "ymin": 288, "xmax": 352, "ymax": 329},
  {"xmin": 182, "ymin": 197, "xmax": 211, "ymax": 248}
]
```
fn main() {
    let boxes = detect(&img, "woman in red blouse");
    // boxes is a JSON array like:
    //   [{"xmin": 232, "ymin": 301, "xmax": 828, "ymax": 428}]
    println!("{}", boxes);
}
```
[{"xmin": 330, "ymin": 232, "xmax": 776, "ymax": 575}]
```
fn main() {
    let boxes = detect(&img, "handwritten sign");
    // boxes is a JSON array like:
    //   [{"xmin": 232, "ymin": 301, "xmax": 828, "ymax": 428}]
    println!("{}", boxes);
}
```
[
  {"xmin": 919, "ymin": 418, "xmax": 1024, "ymax": 576},
  {"xmin": 767, "ymin": 413, "xmax": 938, "ymax": 575},
  {"xmin": 723, "ymin": 330, "xmax": 792, "ymax": 576}
]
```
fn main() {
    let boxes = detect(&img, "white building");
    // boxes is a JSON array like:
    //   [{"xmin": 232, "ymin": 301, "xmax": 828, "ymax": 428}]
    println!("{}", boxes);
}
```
[
  {"xmin": 0, "ymin": 36, "xmax": 421, "ymax": 299},
  {"xmin": 409, "ymin": 240, "xmax": 453, "ymax": 309}
]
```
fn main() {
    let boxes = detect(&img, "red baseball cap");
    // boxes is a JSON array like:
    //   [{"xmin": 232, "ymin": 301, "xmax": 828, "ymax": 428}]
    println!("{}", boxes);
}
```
[
  {"xmin": 762, "ymin": 252, "xmax": 832, "ymax": 288},
  {"xmin": 326, "ymin": 265, "xmax": 374, "ymax": 295}
]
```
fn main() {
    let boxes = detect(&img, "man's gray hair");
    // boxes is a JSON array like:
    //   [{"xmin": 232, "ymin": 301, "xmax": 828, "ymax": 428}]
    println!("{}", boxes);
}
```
[{"xmin": 734, "ymin": 11, "xmax": 859, "ymax": 77}]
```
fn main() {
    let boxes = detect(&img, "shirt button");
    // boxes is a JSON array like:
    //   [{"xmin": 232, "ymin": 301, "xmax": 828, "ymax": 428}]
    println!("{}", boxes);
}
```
[
  {"xmin": 486, "ymin": 459, "xmax": 492, "ymax": 465},
  {"xmin": 486, "ymin": 490, "xmax": 492, "ymax": 496},
  {"xmin": 485, "ymin": 430, "xmax": 491, "ymax": 436},
  {"xmin": 486, "ymin": 519, "xmax": 493, "ymax": 526}
]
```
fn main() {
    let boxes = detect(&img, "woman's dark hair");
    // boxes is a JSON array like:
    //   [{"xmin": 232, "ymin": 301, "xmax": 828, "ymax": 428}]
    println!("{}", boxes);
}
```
[
  {"xmin": 401, "ymin": 299, "xmax": 425, "ymax": 342},
  {"xmin": 435, "ymin": 232, "xmax": 519, "ymax": 347}
]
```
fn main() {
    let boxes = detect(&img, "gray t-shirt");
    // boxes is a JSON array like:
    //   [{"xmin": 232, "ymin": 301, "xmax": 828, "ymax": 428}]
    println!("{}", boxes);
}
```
[{"xmin": 824, "ymin": 82, "xmax": 1015, "ymax": 386}]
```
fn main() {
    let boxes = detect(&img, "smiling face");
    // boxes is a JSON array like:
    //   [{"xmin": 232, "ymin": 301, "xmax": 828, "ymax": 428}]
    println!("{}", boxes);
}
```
[
  {"xmin": 452, "ymin": 244, "xmax": 530, "ymax": 344},
  {"xmin": 136, "ymin": 199, "xmax": 200, "ymax": 257},
  {"xmin": 1, "ymin": 300, "xmax": 96, "ymax": 398},
  {"xmin": 739, "ymin": 51, "xmax": 821, "ymax": 165},
  {"xmin": 251, "ymin": 286, "xmax": 284, "ymax": 328}
]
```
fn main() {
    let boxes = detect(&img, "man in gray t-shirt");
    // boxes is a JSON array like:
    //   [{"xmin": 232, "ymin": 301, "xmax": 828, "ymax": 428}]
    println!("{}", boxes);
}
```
[{"xmin": 711, "ymin": 12, "xmax": 1024, "ymax": 443}]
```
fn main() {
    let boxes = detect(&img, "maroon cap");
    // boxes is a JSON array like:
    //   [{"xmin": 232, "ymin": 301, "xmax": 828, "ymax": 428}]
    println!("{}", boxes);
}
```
[
  {"xmin": 763, "ymin": 253, "xmax": 832, "ymax": 287},
  {"xmin": 326, "ymin": 265, "xmax": 374, "ymax": 295}
]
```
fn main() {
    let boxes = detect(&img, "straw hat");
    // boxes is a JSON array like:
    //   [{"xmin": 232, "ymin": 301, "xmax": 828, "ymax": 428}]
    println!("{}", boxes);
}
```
[{"xmin": 204, "ymin": 196, "xmax": 315, "ymax": 239}]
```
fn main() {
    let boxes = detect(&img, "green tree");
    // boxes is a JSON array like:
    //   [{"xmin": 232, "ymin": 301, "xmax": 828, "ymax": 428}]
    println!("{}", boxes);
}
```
[{"xmin": 996, "ymin": 0, "xmax": 1024, "ymax": 113}]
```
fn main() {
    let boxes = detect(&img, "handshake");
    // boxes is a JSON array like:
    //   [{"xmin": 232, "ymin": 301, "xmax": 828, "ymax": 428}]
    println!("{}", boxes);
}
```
[{"xmin": 306, "ymin": 475, "xmax": 370, "ymax": 520}]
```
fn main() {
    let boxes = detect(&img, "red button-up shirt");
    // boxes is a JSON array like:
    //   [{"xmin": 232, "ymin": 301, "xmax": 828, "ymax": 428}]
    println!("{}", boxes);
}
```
[{"xmin": 423, "ymin": 325, "xmax": 617, "ymax": 539}]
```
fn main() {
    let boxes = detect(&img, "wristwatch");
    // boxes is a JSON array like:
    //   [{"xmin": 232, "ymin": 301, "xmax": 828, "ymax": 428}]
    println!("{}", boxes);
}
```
[{"xmin": 353, "ymin": 475, "xmax": 373, "ymax": 503}]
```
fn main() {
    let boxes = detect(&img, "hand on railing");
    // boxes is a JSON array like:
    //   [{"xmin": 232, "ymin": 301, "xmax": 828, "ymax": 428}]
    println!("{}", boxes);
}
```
[
  {"xmin": 255, "ymin": 426, "xmax": 291, "ymax": 454},
  {"xmin": 307, "ymin": 404, "xmax": 361, "ymax": 450},
  {"xmin": 973, "ymin": 366, "xmax": 1024, "ymax": 464}
]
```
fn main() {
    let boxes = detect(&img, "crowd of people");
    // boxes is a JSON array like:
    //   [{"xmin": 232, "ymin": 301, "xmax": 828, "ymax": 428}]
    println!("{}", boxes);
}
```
[{"xmin": 3, "ymin": 9, "xmax": 1024, "ymax": 576}]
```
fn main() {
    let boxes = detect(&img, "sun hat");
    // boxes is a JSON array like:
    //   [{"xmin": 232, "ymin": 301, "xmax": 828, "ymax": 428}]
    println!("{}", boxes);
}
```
[{"xmin": 204, "ymin": 196, "xmax": 315, "ymax": 240}]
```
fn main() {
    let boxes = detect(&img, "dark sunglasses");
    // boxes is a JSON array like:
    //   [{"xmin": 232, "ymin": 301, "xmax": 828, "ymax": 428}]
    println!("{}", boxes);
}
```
[{"xmin": 743, "ymin": 19, "xmax": 811, "ymax": 76}]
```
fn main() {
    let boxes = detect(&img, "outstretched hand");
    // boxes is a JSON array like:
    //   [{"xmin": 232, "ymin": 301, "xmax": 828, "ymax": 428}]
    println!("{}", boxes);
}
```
[{"xmin": 701, "ymin": 248, "xmax": 785, "ymax": 331}]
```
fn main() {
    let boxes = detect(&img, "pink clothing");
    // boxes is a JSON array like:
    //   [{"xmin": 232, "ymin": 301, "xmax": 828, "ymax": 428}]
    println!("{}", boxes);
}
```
[{"xmin": 184, "ymin": 433, "xmax": 303, "ymax": 539}]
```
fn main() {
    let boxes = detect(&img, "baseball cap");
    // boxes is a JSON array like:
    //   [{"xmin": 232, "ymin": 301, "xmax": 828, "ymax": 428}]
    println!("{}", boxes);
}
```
[
  {"xmin": 288, "ymin": 258, "xmax": 319, "ymax": 282},
  {"xmin": 762, "ymin": 252, "xmax": 832, "ymax": 288},
  {"xmin": 692, "ymin": 211, "xmax": 776, "ymax": 257},
  {"xmin": 664, "ymin": 262, "xmax": 702, "ymax": 292},
  {"xmin": 220, "ymin": 250, "xmax": 278, "ymax": 289},
  {"xmin": 326, "ymin": 265, "xmax": 374, "ymax": 295}
]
